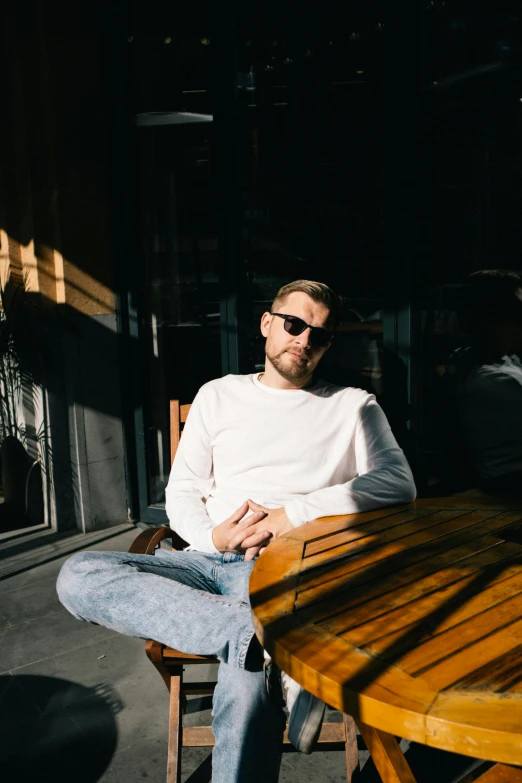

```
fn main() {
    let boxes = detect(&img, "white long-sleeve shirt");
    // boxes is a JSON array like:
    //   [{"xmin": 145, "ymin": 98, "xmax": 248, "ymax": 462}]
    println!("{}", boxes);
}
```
[{"xmin": 165, "ymin": 373, "xmax": 416, "ymax": 552}]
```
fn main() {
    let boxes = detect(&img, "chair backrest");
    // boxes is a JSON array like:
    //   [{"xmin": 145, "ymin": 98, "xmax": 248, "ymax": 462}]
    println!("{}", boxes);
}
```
[{"xmin": 169, "ymin": 400, "xmax": 192, "ymax": 465}]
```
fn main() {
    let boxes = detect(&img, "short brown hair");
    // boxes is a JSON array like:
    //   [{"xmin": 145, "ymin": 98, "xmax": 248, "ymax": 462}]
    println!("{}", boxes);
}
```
[{"xmin": 271, "ymin": 280, "xmax": 341, "ymax": 330}]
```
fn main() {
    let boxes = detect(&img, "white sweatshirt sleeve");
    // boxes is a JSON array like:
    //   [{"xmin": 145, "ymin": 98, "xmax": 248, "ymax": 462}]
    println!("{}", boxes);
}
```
[
  {"xmin": 284, "ymin": 399, "xmax": 416, "ymax": 526},
  {"xmin": 165, "ymin": 391, "xmax": 220, "ymax": 553}
]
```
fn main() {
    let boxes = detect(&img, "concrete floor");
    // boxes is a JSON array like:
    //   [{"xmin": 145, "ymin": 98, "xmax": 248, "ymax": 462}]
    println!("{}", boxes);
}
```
[{"xmin": 0, "ymin": 526, "xmax": 484, "ymax": 782}]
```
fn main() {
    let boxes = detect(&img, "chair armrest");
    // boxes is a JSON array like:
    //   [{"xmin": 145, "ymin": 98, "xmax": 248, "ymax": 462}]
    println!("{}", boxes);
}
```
[{"xmin": 128, "ymin": 526, "xmax": 190, "ymax": 555}]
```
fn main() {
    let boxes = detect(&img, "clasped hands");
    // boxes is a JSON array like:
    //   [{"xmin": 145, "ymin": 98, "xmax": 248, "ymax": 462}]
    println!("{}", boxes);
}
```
[{"xmin": 211, "ymin": 499, "xmax": 294, "ymax": 561}]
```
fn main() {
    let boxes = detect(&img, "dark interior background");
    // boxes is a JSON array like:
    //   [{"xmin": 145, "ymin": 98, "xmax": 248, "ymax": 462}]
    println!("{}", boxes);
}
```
[{"xmin": 2, "ymin": 0, "xmax": 521, "ymax": 523}]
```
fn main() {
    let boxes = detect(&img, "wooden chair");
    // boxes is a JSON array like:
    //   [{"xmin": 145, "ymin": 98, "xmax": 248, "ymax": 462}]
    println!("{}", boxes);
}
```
[{"xmin": 129, "ymin": 400, "xmax": 359, "ymax": 783}]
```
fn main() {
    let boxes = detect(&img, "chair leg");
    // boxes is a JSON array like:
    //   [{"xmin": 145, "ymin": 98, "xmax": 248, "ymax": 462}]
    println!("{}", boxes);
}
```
[
  {"xmin": 468, "ymin": 764, "xmax": 522, "ymax": 783},
  {"xmin": 356, "ymin": 720, "xmax": 418, "ymax": 783},
  {"xmin": 167, "ymin": 666, "xmax": 183, "ymax": 783},
  {"xmin": 343, "ymin": 714, "xmax": 360, "ymax": 782}
]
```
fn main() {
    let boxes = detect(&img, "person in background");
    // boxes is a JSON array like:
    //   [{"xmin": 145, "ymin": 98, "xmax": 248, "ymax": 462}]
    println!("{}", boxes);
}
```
[{"xmin": 456, "ymin": 270, "xmax": 522, "ymax": 496}]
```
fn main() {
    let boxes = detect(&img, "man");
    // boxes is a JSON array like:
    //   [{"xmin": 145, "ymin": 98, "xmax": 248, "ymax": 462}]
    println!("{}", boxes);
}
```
[{"xmin": 57, "ymin": 280, "xmax": 416, "ymax": 783}]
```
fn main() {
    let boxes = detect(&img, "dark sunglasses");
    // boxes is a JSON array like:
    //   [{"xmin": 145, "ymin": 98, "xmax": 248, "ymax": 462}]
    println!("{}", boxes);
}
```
[{"xmin": 270, "ymin": 313, "xmax": 333, "ymax": 348}]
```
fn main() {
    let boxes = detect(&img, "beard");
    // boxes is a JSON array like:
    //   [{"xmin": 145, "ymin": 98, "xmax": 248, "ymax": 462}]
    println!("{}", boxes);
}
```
[{"xmin": 267, "ymin": 347, "xmax": 314, "ymax": 383}]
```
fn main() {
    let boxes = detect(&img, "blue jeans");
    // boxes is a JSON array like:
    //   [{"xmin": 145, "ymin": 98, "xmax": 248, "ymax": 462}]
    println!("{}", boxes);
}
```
[{"xmin": 57, "ymin": 549, "xmax": 285, "ymax": 783}]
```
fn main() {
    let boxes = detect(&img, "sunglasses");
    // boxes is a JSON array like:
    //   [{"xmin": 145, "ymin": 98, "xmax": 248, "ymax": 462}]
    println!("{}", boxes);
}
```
[{"xmin": 270, "ymin": 313, "xmax": 333, "ymax": 348}]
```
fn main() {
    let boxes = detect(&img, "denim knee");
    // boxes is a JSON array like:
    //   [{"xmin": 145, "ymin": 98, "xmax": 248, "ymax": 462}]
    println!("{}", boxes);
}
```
[{"xmin": 56, "ymin": 551, "xmax": 97, "ymax": 614}]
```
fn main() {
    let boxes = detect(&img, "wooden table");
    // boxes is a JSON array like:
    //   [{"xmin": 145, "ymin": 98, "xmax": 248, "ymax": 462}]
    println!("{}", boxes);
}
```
[{"xmin": 250, "ymin": 499, "xmax": 522, "ymax": 783}]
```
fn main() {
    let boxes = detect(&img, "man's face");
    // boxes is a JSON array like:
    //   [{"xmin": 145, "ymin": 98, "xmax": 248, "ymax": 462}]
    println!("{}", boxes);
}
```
[{"xmin": 260, "ymin": 292, "xmax": 332, "ymax": 384}]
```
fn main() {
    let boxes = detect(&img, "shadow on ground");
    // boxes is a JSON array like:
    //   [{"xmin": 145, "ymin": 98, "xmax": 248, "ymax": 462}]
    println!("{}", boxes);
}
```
[
  {"xmin": 357, "ymin": 740, "xmax": 484, "ymax": 783},
  {"xmin": 0, "ymin": 674, "xmax": 120, "ymax": 781}
]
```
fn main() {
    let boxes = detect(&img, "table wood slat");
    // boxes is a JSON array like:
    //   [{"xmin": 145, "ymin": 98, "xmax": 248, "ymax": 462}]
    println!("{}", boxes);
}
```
[
  {"xmin": 454, "ymin": 644, "xmax": 522, "ymax": 693},
  {"xmin": 301, "ymin": 539, "xmax": 516, "ymax": 627},
  {"xmin": 349, "ymin": 564, "xmax": 522, "ymax": 654},
  {"xmin": 299, "ymin": 511, "xmax": 520, "ymax": 593},
  {"xmin": 363, "ymin": 587, "xmax": 522, "ymax": 677},
  {"xmin": 303, "ymin": 509, "xmax": 443, "ymax": 559},
  {"xmin": 296, "ymin": 512, "xmax": 522, "ymax": 611},
  {"xmin": 286, "ymin": 506, "xmax": 410, "ymax": 544},
  {"xmin": 301, "ymin": 510, "xmax": 487, "ymax": 576},
  {"xmin": 321, "ymin": 543, "xmax": 522, "ymax": 637},
  {"xmin": 417, "ymin": 616, "xmax": 522, "ymax": 690}
]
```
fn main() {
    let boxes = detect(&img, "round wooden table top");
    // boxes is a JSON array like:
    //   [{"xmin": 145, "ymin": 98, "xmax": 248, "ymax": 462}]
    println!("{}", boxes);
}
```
[{"xmin": 250, "ymin": 498, "xmax": 522, "ymax": 766}]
